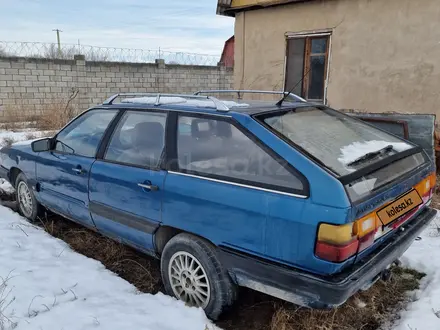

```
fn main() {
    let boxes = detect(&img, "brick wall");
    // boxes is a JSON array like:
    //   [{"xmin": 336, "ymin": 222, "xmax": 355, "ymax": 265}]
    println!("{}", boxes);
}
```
[{"xmin": 0, "ymin": 55, "xmax": 233, "ymax": 118}]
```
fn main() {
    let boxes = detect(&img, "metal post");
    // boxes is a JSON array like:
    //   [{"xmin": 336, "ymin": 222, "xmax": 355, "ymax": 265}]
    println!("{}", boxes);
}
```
[{"xmin": 52, "ymin": 29, "xmax": 62, "ymax": 57}]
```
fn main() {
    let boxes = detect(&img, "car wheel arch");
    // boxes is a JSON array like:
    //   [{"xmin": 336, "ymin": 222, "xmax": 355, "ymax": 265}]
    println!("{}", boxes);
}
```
[
  {"xmin": 154, "ymin": 225, "xmax": 218, "ymax": 256},
  {"xmin": 9, "ymin": 167, "xmax": 22, "ymax": 186}
]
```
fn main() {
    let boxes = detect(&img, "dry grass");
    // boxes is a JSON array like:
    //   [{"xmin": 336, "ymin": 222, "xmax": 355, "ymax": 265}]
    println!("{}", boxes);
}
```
[
  {"xmin": 0, "ymin": 105, "xmax": 39, "ymax": 131},
  {"xmin": 264, "ymin": 267, "xmax": 424, "ymax": 330},
  {"xmin": 0, "ymin": 137, "xmax": 15, "ymax": 148},
  {"xmin": 34, "ymin": 99, "xmax": 76, "ymax": 131},
  {"xmin": 0, "ymin": 90, "xmax": 79, "ymax": 131},
  {"xmin": 0, "ymin": 273, "xmax": 16, "ymax": 330},
  {"xmin": 24, "ymin": 133, "xmax": 37, "ymax": 140},
  {"xmin": 216, "ymin": 266, "xmax": 425, "ymax": 330}
]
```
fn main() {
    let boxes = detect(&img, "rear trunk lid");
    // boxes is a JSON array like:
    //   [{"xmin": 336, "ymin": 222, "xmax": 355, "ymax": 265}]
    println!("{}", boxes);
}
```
[
  {"xmin": 257, "ymin": 107, "xmax": 436, "ymax": 265},
  {"xmin": 346, "ymin": 113, "xmax": 436, "ymax": 261}
]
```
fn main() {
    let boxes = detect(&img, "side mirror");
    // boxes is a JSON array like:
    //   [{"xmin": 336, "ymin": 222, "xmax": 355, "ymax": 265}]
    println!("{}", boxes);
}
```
[{"xmin": 31, "ymin": 138, "xmax": 51, "ymax": 152}]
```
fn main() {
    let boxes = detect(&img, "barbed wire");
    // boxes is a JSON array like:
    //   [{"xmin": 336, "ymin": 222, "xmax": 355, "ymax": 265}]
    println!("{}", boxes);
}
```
[{"xmin": 0, "ymin": 41, "xmax": 221, "ymax": 66}]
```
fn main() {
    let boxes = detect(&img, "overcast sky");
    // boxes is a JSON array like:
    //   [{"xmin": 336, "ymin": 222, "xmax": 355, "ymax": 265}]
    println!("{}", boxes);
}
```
[{"xmin": 0, "ymin": 0, "xmax": 234, "ymax": 55}]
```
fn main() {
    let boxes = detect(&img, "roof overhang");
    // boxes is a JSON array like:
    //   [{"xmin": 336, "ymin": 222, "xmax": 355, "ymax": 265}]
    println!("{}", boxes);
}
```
[{"xmin": 217, "ymin": 0, "xmax": 313, "ymax": 17}]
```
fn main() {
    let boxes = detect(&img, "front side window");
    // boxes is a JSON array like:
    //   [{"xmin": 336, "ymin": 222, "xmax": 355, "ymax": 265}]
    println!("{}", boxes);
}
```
[
  {"xmin": 105, "ymin": 111, "xmax": 167, "ymax": 168},
  {"xmin": 55, "ymin": 109, "xmax": 118, "ymax": 157},
  {"xmin": 177, "ymin": 115, "xmax": 304, "ymax": 194}
]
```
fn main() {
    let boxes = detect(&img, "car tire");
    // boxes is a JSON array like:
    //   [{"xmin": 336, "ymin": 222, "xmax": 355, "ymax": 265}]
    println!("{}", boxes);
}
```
[
  {"xmin": 161, "ymin": 233, "xmax": 237, "ymax": 320},
  {"xmin": 15, "ymin": 173, "xmax": 40, "ymax": 222}
]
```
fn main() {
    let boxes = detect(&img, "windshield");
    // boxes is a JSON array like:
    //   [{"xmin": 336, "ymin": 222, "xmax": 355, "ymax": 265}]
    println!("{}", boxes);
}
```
[{"xmin": 261, "ymin": 107, "xmax": 414, "ymax": 176}]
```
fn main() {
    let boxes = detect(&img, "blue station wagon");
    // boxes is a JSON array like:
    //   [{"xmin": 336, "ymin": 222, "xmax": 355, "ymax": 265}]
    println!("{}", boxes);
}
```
[{"xmin": 0, "ymin": 90, "xmax": 437, "ymax": 319}]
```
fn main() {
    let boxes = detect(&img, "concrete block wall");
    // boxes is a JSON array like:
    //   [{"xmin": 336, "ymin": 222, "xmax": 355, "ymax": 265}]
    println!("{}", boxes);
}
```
[{"xmin": 0, "ymin": 55, "xmax": 233, "ymax": 118}]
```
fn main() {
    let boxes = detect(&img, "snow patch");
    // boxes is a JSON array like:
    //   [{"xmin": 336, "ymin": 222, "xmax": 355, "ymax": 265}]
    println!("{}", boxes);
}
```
[
  {"xmin": 354, "ymin": 298, "xmax": 367, "ymax": 308},
  {"xmin": 0, "ymin": 205, "xmax": 218, "ymax": 330},
  {"xmin": 121, "ymin": 96, "xmax": 249, "ymax": 108},
  {"xmin": 0, "ymin": 178, "xmax": 14, "ymax": 194},
  {"xmin": 338, "ymin": 140, "xmax": 412, "ymax": 166},
  {"xmin": 0, "ymin": 130, "xmax": 52, "ymax": 148},
  {"xmin": 393, "ymin": 212, "xmax": 440, "ymax": 330},
  {"xmin": 12, "ymin": 138, "xmax": 44, "ymax": 146}
]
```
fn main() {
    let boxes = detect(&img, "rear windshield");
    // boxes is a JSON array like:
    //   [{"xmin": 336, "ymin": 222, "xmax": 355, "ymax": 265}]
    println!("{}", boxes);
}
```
[
  {"xmin": 345, "ymin": 152, "xmax": 426, "ymax": 201},
  {"xmin": 261, "ymin": 107, "xmax": 415, "ymax": 176}
]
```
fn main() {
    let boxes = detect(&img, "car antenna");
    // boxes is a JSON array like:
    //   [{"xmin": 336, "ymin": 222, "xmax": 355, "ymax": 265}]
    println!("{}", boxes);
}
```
[{"xmin": 276, "ymin": 66, "xmax": 312, "ymax": 107}]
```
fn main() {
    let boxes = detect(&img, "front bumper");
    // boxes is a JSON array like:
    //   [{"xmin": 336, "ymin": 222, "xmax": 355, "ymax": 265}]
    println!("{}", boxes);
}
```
[{"xmin": 220, "ymin": 207, "xmax": 437, "ymax": 308}]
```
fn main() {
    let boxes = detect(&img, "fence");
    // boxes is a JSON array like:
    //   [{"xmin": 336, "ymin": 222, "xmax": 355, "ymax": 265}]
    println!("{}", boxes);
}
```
[
  {"xmin": 0, "ymin": 41, "xmax": 221, "ymax": 66},
  {"xmin": 0, "ymin": 55, "xmax": 234, "ymax": 125}
]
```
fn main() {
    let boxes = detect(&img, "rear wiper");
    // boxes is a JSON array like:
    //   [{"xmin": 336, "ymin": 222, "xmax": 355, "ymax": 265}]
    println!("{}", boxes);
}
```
[{"xmin": 347, "ymin": 145, "xmax": 394, "ymax": 167}]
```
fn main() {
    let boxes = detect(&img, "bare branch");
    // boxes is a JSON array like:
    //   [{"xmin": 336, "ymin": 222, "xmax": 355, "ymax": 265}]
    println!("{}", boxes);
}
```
[{"xmin": 27, "ymin": 295, "xmax": 43, "ymax": 318}]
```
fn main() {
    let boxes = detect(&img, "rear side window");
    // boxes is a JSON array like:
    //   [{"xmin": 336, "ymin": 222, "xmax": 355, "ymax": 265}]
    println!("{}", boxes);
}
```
[
  {"xmin": 177, "ymin": 115, "xmax": 304, "ymax": 194},
  {"xmin": 105, "ymin": 111, "xmax": 167, "ymax": 168}
]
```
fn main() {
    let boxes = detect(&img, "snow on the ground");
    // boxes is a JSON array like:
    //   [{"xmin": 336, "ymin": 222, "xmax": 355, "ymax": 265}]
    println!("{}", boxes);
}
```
[
  {"xmin": 0, "ymin": 178, "xmax": 14, "ymax": 194},
  {"xmin": 0, "ymin": 129, "xmax": 53, "ymax": 148},
  {"xmin": 338, "ymin": 140, "xmax": 412, "ymax": 165},
  {"xmin": 393, "ymin": 213, "xmax": 440, "ymax": 330},
  {"xmin": 0, "ymin": 205, "xmax": 217, "ymax": 330},
  {"xmin": 0, "ymin": 131, "xmax": 30, "ymax": 145}
]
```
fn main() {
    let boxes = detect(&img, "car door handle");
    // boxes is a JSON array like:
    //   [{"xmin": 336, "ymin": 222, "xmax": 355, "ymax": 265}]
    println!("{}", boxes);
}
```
[
  {"xmin": 72, "ymin": 167, "xmax": 83, "ymax": 174},
  {"xmin": 138, "ymin": 183, "xmax": 159, "ymax": 191}
]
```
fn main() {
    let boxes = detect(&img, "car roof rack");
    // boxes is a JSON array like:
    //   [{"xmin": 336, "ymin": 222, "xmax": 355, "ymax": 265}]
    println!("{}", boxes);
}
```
[
  {"xmin": 102, "ymin": 93, "xmax": 230, "ymax": 112},
  {"xmin": 194, "ymin": 90, "xmax": 306, "ymax": 102}
]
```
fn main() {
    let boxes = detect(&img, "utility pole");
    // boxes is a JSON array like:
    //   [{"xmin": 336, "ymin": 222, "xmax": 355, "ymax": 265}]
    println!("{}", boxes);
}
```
[{"xmin": 52, "ymin": 29, "xmax": 62, "ymax": 57}]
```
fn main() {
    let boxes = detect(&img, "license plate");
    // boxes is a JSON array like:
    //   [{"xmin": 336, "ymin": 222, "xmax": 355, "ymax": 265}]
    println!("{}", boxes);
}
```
[{"xmin": 376, "ymin": 189, "xmax": 423, "ymax": 225}]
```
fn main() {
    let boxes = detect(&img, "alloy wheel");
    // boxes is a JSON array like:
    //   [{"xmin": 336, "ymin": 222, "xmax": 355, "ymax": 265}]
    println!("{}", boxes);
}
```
[
  {"xmin": 17, "ymin": 181, "xmax": 33, "ymax": 218},
  {"xmin": 168, "ymin": 251, "xmax": 211, "ymax": 308}
]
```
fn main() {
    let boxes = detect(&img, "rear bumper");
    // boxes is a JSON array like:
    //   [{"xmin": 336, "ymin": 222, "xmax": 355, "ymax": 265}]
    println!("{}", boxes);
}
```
[{"xmin": 220, "ymin": 207, "xmax": 437, "ymax": 308}]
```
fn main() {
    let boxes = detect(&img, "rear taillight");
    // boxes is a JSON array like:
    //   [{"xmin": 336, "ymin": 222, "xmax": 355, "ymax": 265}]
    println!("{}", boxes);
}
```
[
  {"xmin": 415, "ymin": 172, "xmax": 436, "ymax": 197},
  {"xmin": 316, "ymin": 213, "xmax": 379, "ymax": 263},
  {"xmin": 315, "ymin": 239, "xmax": 358, "ymax": 263}
]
